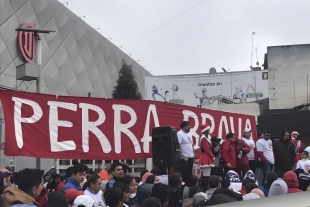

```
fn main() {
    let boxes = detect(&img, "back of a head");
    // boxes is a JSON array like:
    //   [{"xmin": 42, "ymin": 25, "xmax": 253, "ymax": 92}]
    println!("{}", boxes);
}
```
[
  {"xmin": 121, "ymin": 163, "xmax": 130, "ymax": 175},
  {"xmin": 113, "ymin": 182, "xmax": 129, "ymax": 193},
  {"xmin": 245, "ymin": 183, "xmax": 258, "ymax": 194},
  {"xmin": 151, "ymin": 167, "xmax": 159, "ymax": 175},
  {"xmin": 268, "ymin": 180, "xmax": 288, "ymax": 197},
  {"xmin": 221, "ymin": 179, "xmax": 230, "ymax": 189},
  {"xmin": 66, "ymin": 167, "xmax": 73, "ymax": 179},
  {"xmin": 140, "ymin": 170, "xmax": 149, "ymax": 179},
  {"xmin": 72, "ymin": 163, "xmax": 88, "ymax": 175},
  {"xmin": 17, "ymin": 168, "xmax": 43, "ymax": 197},
  {"xmin": 146, "ymin": 175, "xmax": 156, "ymax": 184},
  {"xmin": 193, "ymin": 192, "xmax": 207, "ymax": 205},
  {"xmin": 187, "ymin": 175, "xmax": 198, "ymax": 187},
  {"xmin": 189, "ymin": 185, "xmax": 202, "ymax": 198},
  {"xmin": 242, "ymin": 178, "xmax": 255, "ymax": 187},
  {"xmin": 266, "ymin": 171, "xmax": 277, "ymax": 184},
  {"xmin": 152, "ymin": 183, "xmax": 171, "ymax": 204},
  {"xmin": 169, "ymin": 173, "xmax": 182, "ymax": 187},
  {"xmin": 208, "ymin": 176, "xmax": 220, "ymax": 188},
  {"xmin": 104, "ymin": 187, "xmax": 124, "ymax": 207},
  {"xmin": 140, "ymin": 197, "xmax": 161, "ymax": 207},
  {"xmin": 209, "ymin": 193, "xmax": 239, "ymax": 205},
  {"xmin": 47, "ymin": 191, "xmax": 69, "ymax": 207}
]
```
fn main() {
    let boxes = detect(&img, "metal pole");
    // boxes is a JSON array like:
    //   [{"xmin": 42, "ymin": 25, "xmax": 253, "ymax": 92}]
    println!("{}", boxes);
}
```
[
  {"xmin": 251, "ymin": 33, "xmax": 254, "ymax": 68},
  {"xmin": 35, "ymin": 35, "xmax": 42, "ymax": 169},
  {"xmin": 0, "ymin": 119, "xmax": 5, "ymax": 168}
]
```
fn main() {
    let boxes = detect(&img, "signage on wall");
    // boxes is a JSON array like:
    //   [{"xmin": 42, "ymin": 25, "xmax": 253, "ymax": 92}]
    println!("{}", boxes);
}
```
[{"xmin": 17, "ymin": 23, "xmax": 42, "ymax": 64}]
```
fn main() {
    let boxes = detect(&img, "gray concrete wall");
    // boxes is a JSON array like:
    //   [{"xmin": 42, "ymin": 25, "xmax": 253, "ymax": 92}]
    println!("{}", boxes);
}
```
[
  {"xmin": 0, "ymin": 0, "xmax": 152, "ymax": 171},
  {"xmin": 267, "ymin": 44, "xmax": 310, "ymax": 109}
]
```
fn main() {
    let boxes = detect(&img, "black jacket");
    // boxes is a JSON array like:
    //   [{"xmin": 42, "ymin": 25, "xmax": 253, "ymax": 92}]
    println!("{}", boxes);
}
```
[{"xmin": 272, "ymin": 139, "xmax": 296, "ymax": 171}]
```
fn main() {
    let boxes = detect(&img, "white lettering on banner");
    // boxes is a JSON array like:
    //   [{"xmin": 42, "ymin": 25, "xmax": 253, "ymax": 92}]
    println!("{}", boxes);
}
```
[
  {"xmin": 182, "ymin": 110, "xmax": 199, "ymax": 150},
  {"xmin": 238, "ymin": 118, "xmax": 242, "ymax": 138},
  {"xmin": 12, "ymin": 97, "xmax": 43, "ymax": 148},
  {"xmin": 112, "ymin": 105, "xmax": 141, "ymax": 154},
  {"xmin": 48, "ymin": 101, "xmax": 77, "ymax": 152},
  {"xmin": 201, "ymin": 113, "xmax": 215, "ymax": 134},
  {"xmin": 218, "ymin": 116, "xmax": 229, "ymax": 139},
  {"xmin": 79, "ymin": 103, "xmax": 111, "ymax": 153},
  {"xmin": 140, "ymin": 104, "xmax": 160, "ymax": 153},
  {"xmin": 229, "ymin": 117, "xmax": 235, "ymax": 133},
  {"xmin": 245, "ymin": 119, "xmax": 252, "ymax": 131}
]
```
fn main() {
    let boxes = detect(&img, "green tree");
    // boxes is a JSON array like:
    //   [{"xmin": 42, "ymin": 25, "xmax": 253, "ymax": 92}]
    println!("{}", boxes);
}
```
[{"xmin": 112, "ymin": 60, "xmax": 142, "ymax": 99}]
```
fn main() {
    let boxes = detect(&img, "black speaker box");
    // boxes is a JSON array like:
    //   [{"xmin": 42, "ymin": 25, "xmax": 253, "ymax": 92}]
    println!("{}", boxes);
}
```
[{"xmin": 152, "ymin": 126, "xmax": 180, "ymax": 167}]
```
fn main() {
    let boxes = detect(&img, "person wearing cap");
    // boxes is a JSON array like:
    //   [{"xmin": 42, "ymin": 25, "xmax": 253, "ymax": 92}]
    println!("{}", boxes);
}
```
[
  {"xmin": 198, "ymin": 124, "xmax": 215, "ymax": 178},
  {"xmin": 242, "ymin": 128, "xmax": 257, "ymax": 173},
  {"xmin": 291, "ymin": 131, "xmax": 304, "ymax": 163},
  {"xmin": 177, "ymin": 121, "xmax": 195, "ymax": 183}
]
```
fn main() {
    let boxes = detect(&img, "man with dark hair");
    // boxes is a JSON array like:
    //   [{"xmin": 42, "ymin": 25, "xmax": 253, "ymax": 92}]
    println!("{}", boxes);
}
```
[
  {"xmin": 177, "ymin": 121, "xmax": 195, "ymax": 183},
  {"xmin": 2, "ymin": 168, "xmax": 44, "ymax": 206},
  {"xmin": 104, "ymin": 187, "xmax": 124, "ymax": 207},
  {"xmin": 152, "ymin": 183, "xmax": 171, "ymax": 207},
  {"xmin": 168, "ymin": 173, "xmax": 183, "ymax": 207},
  {"xmin": 255, "ymin": 129, "xmax": 274, "ymax": 186},
  {"xmin": 206, "ymin": 175, "xmax": 221, "ymax": 199},
  {"xmin": 208, "ymin": 188, "xmax": 243, "ymax": 205},
  {"xmin": 273, "ymin": 130, "xmax": 296, "ymax": 178},
  {"xmin": 140, "ymin": 197, "xmax": 161, "ymax": 207},
  {"xmin": 259, "ymin": 171, "xmax": 277, "ymax": 197},
  {"xmin": 239, "ymin": 177, "xmax": 255, "ymax": 195},
  {"xmin": 106, "ymin": 162, "xmax": 124, "ymax": 190},
  {"xmin": 62, "ymin": 163, "xmax": 88, "ymax": 191},
  {"xmin": 221, "ymin": 133, "xmax": 237, "ymax": 176}
]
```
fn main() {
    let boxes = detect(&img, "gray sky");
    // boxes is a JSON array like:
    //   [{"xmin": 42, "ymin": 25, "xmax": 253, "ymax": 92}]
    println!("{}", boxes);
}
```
[{"xmin": 65, "ymin": 0, "xmax": 310, "ymax": 75}]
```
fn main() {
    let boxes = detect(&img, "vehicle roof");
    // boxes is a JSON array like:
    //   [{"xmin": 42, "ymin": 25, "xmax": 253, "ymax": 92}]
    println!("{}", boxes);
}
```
[{"xmin": 213, "ymin": 191, "xmax": 310, "ymax": 207}]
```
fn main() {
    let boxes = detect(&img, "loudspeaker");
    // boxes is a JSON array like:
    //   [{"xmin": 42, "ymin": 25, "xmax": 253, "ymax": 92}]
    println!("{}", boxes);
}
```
[{"xmin": 152, "ymin": 126, "xmax": 180, "ymax": 167}]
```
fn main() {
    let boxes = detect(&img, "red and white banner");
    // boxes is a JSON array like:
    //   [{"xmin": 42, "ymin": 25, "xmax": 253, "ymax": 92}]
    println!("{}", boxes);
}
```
[{"xmin": 0, "ymin": 90, "xmax": 256, "ymax": 160}]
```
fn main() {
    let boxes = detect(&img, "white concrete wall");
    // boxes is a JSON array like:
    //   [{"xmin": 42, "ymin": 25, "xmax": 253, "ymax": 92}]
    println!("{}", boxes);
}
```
[
  {"xmin": 202, "ymin": 102, "xmax": 260, "ymax": 122},
  {"xmin": 268, "ymin": 44, "xmax": 310, "ymax": 109}
]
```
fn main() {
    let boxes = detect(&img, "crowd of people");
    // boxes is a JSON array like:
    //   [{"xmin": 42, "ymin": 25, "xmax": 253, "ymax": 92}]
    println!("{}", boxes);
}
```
[{"xmin": 0, "ymin": 122, "xmax": 309, "ymax": 207}]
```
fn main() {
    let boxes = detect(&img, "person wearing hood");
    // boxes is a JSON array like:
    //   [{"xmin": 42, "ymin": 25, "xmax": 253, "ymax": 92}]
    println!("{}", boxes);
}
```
[
  {"xmin": 283, "ymin": 171, "xmax": 303, "ymax": 193},
  {"xmin": 243, "ymin": 193, "xmax": 260, "ymax": 200},
  {"xmin": 268, "ymin": 180, "xmax": 288, "ymax": 197},
  {"xmin": 62, "ymin": 163, "xmax": 88, "ymax": 192},
  {"xmin": 291, "ymin": 131, "xmax": 304, "ymax": 163},
  {"xmin": 259, "ymin": 171, "xmax": 277, "ymax": 197},
  {"xmin": 2, "ymin": 168, "xmax": 44, "ymax": 207},
  {"xmin": 273, "ymin": 130, "xmax": 296, "ymax": 178},
  {"xmin": 46, "ymin": 173, "xmax": 62, "ymax": 193},
  {"xmin": 198, "ymin": 125, "xmax": 215, "ymax": 179}
]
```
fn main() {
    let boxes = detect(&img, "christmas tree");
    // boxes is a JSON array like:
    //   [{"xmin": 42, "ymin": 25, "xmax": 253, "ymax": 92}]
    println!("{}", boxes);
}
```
[{"xmin": 112, "ymin": 60, "xmax": 142, "ymax": 99}]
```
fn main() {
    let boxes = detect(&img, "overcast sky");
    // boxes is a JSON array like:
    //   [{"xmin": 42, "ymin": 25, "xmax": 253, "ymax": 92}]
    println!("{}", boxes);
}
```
[{"xmin": 65, "ymin": 0, "xmax": 310, "ymax": 75}]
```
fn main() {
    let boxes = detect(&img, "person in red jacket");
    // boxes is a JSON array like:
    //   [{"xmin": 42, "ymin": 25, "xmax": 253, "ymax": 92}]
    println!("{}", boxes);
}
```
[
  {"xmin": 221, "ymin": 133, "xmax": 237, "ymax": 176},
  {"xmin": 235, "ymin": 138, "xmax": 251, "ymax": 177},
  {"xmin": 291, "ymin": 131, "xmax": 304, "ymax": 163},
  {"xmin": 198, "ymin": 124, "xmax": 215, "ymax": 178},
  {"xmin": 283, "ymin": 171, "xmax": 303, "ymax": 193}
]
